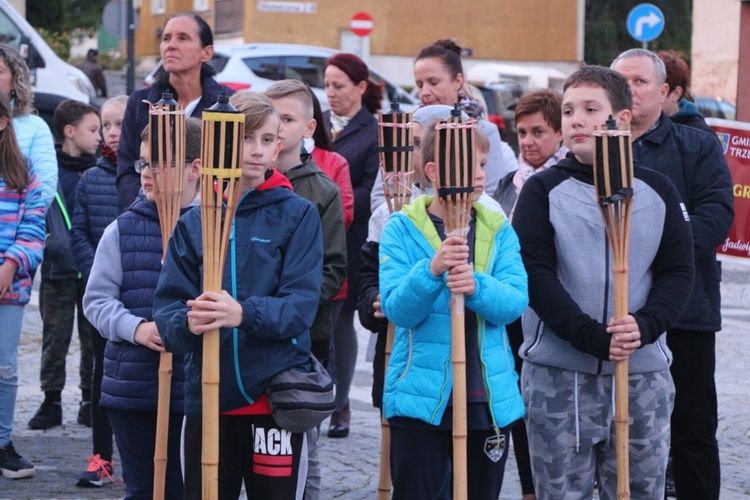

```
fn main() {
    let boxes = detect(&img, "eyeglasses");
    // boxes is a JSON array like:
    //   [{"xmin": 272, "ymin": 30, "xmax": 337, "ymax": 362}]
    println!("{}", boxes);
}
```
[
  {"xmin": 135, "ymin": 159, "xmax": 195, "ymax": 173},
  {"xmin": 134, "ymin": 160, "xmax": 149, "ymax": 173}
]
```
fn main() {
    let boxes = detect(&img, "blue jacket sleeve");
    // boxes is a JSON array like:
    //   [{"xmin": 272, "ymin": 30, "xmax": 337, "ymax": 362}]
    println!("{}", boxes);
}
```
[
  {"xmin": 70, "ymin": 175, "xmax": 96, "ymax": 278},
  {"xmin": 465, "ymin": 221, "xmax": 528, "ymax": 327},
  {"xmin": 379, "ymin": 218, "xmax": 445, "ymax": 330},
  {"xmin": 153, "ymin": 215, "xmax": 204, "ymax": 354},
  {"xmin": 24, "ymin": 116, "xmax": 57, "ymax": 208},
  {"xmin": 238, "ymin": 202, "xmax": 324, "ymax": 340}
]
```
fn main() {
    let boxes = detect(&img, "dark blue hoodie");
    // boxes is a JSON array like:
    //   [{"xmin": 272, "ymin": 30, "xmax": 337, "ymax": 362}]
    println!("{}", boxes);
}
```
[{"xmin": 153, "ymin": 169, "xmax": 324, "ymax": 417}]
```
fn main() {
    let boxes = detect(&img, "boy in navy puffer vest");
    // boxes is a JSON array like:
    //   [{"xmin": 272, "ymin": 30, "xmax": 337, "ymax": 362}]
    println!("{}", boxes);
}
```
[
  {"xmin": 83, "ymin": 119, "xmax": 202, "ymax": 499},
  {"xmin": 71, "ymin": 95, "xmax": 128, "ymax": 487}
]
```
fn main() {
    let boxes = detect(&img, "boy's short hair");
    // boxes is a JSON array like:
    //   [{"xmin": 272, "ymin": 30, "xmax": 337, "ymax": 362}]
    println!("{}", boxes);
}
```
[
  {"xmin": 263, "ymin": 80, "xmax": 314, "ymax": 120},
  {"xmin": 52, "ymin": 99, "xmax": 100, "ymax": 141},
  {"xmin": 515, "ymin": 89, "xmax": 563, "ymax": 132},
  {"xmin": 229, "ymin": 91, "xmax": 280, "ymax": 135},
  {"xmin": 140, "ymin": 117, "xmax": 202, "ymax": 161},
  {"xmin": 421, "ymin": 121, "xmax": 489, "ymax": 166},
  {"xmin": 563, "ymin": 65, "xmax": 633, "ymax": 113}
]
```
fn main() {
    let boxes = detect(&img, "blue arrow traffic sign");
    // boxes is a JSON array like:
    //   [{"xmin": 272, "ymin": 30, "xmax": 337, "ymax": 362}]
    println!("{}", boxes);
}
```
[{"xmin": 627, "ymin": 3, "xmax": 665, "ymax": 43}]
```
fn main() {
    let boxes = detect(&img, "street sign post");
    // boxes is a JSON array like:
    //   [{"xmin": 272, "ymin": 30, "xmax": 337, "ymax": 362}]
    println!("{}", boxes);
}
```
[
  {"xmin": 349, "ymin": 12, "xmax": 373, "ymax": 62},
  {"xmin": 627, "ymin": 3, "xmax": 665, "ymax": 48},
  {"xmin": 350, "ymin": 11, "xmax": 374, "ymax": 37}
]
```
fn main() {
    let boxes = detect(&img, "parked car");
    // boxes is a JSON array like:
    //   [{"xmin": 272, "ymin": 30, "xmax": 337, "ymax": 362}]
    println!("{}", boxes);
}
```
[
  {"xmin": 474, "ymin": 80, "xmax": 525, "ymax": 155},
  {"xmin": 0, "ymin": 0, "xmax": 97, "ymax": 131},
  {"xmin": 143, "ymin": 43, "xmax": 418, "ymax": 112},
  {"xmin": 695, "ymin": 96, "xmax": 736, "ymax": 121}
]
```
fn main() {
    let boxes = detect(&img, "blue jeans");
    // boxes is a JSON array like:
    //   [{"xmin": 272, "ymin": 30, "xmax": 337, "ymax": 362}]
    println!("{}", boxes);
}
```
[{"xmin": 0, "ymin": 304, "xmax": 25, "ymax": 446}]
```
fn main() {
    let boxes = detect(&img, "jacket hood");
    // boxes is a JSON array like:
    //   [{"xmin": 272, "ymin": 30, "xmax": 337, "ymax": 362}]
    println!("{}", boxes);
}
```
[
  {"xmin": 128, "ymin": 195, "xmax": 160, "ymax": 221},
  {"xmin": 236, "ymin": 169, "xmax": 295, "ymax": 214},
  {"xmin": 674, "ymin": 99, "xmax": 703, "ymax": 121},
  {"xmin": 553, "ymin": 153, "xmax": 594, "ymax": 179},
  {"xmin": 282, "ymin": 154, "xmax": 321, "ymax": 183},
  {"xmin": 128, "ymin": 193, "xmax": 198, "ymax": 221},
  {"xmin": 257, "ymin": 168, "xmax": 293, "ymax": 192},
  {"xmin": 95, "ymin": 155, "xmax": 117, "ymax": 175},
  {"xmin": 399, "ymin": 194, "xmax": 507, "ymax": 257}
]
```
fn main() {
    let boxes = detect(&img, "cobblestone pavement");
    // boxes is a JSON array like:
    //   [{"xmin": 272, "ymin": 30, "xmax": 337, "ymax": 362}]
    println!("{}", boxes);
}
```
[{"xmin": 2, "ymin": 263, "xmax": 749, "ymax": 499}]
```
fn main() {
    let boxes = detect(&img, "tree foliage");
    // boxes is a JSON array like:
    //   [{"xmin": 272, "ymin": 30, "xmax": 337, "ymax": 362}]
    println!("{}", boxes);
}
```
[
  {"xmin": 26, "ymin": 0, "xmax": 109, "ymax": 57},
  {"xmin": 585, "ymin": 0, "xmax": 693, "ymax": 66}
]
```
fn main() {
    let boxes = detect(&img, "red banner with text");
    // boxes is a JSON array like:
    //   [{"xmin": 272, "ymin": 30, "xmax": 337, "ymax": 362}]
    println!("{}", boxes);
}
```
[{"xmin": 708, "ymin": 118, "xmax": 750, "ymax": 264}]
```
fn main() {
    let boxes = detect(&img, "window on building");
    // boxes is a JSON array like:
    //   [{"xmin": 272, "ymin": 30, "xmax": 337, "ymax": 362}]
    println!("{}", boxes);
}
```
[{"xmin": 194, "ymin": 0, "xmax": 209, "ymax": 12}]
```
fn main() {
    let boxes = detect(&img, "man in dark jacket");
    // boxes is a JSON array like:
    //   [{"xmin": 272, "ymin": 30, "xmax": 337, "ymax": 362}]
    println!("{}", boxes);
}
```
[
  {"xmin": 612, "ymin": 49, "xmax": 734, "ymax": 500},
  {"xmin": 76, "ymin": 49, "xmax": 107, "ymax": 98}
]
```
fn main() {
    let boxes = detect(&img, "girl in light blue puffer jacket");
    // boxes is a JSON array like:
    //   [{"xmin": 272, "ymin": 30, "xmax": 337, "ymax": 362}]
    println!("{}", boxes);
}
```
[{"xmin": 379, "ymin": 125, "xmax": 528, "ymax": 499}]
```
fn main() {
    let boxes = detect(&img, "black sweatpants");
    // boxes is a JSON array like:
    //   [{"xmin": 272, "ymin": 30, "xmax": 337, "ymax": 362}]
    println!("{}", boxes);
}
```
[
  {"xmin": 90, "ymin": 332, "xmax": 113, "ymax": 460},
  {"xmin": 506, "ymin": 317, "xmax": 535, "ymax": 496},
  {"xmin": 667, "ymin": 329, "xmax": 720, "ymax": 500},
  {"xmin": 184, "ymin": 414, "xmax": 307, "ymax": 500},
  {"xmin": 389, "ymin": 424, "xmax": 510, "ymax": 500}
]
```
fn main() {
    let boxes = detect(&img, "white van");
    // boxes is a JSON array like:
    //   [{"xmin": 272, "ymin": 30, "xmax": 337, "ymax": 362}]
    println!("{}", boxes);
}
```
[{"xmin": 0, "ymin": 0, "xmax": 97, "ymax": 127}]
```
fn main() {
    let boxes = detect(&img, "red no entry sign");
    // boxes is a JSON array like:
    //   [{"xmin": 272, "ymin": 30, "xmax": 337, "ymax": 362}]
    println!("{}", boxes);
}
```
[{"xmin": 350, "ymin": 11, "xmax": 374, "ymax": 37}]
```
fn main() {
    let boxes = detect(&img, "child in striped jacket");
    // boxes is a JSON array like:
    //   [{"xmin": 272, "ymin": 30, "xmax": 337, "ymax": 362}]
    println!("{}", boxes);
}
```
[{"xmin": 0, "ymin": 91, "xmax": 46, "ymax": 479}]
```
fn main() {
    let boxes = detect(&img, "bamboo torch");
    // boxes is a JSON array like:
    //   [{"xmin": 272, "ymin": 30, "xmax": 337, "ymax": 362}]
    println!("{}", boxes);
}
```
[
  {"xmin": 376, "ymin": 102, "xmax": 413, "ymax": 500},
  {"xmin": 148, "ymin": 91, "xmax": 185, "ymax": 500},
  {"xmin": 592, "ymin": 116, "xmax": 634, "ymax": 500},
  {"xmin": 434, "ymin": 105, "xmax": 475, "ymax": 500},
  {"xmin": 199, "ymin": 93, "xmax": 245, "ymax": 499}
]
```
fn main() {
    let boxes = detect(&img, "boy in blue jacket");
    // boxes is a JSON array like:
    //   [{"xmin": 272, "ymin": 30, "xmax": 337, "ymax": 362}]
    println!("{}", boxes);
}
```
[
  {"xmin": 513, "ymin": 66, "xmax": 695, "ymax": 498},
  {"xmin": 153, "ymin": 92, "xmax": 324, "ymax": 500},
  {"xmin": 378, "ymin": 122, "xmax": 528, "ymax": 500}
]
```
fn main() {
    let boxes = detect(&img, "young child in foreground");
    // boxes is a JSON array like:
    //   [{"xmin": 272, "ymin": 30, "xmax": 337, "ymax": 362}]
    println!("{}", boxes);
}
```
[
  {"xmin": 153, "ymin": 92, "xmax": 324, "ymax": 500},
  {"xmin": 378, "ymin": 121, "xmax": 528, "ymax": 500},
  {"xmin": 512, "ymin": 65, "xmax": 695, "ymax": 498}
]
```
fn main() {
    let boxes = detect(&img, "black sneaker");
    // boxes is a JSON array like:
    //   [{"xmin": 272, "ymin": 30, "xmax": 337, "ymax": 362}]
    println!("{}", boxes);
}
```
[
  {"xmin": 77, "ymin": 401, "xmax": 92, "ymax": 427},
  {"xmin": 28, "ymin": 400, "xmax": 62, "ymax": 430},
  {"xmin": 0, "ymin": 441, "xmax": 35, "ymax": 479}
]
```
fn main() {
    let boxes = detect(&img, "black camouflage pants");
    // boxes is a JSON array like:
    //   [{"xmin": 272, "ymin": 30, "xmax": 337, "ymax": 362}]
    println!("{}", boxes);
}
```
[{"xmin": 39, "ymin": 278, "xmax": 94, "ymax": 393}]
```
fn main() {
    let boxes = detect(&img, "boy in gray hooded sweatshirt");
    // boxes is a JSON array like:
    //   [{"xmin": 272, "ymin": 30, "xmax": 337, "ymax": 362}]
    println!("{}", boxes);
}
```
[{"xmin": 513, "ymin": 65, "xmax": 695, "ymax": 498}]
